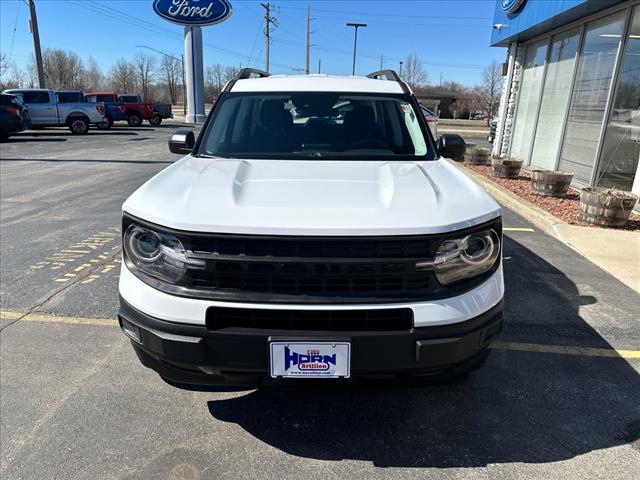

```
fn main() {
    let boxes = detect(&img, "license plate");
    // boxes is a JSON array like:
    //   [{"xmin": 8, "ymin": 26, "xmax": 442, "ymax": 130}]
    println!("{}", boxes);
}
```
[{"xmin": 270, "ymin": 342, "xmax": 351, "ymax": 378}]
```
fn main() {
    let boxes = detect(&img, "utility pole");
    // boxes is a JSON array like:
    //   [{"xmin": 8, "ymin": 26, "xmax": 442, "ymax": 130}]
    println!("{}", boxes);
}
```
[
  {"xmin": 305, "ymin": 5, "xmax": 311, "ymax": 75},
  {"xmin": 261, "ymin": 3, "xmax": 276, "ymax": 73},
  {"xmin": 346, "ymin": 23, "xmax": 367, "ymax": 76},
  {"xmin": 318, "ymin": 59, "xmax": 321, "ymax": 74},
  {"xmin": 28, "ymin": 0, "xmax": 45, "ymax": 88},
  {"xmin": 380, "ymin": 55, "xmax": 384, "ymax": 71}
]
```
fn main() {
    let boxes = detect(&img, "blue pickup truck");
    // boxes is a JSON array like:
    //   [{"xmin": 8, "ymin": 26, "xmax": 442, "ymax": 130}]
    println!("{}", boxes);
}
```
[{"xmin": 83, "ymin": 92, "xmax": 127, "ymax": 129}]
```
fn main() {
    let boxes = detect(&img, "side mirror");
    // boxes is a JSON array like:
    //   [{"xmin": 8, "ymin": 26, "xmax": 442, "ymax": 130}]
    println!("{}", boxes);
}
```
[
  {"xmin": 168, "ymin": 129, "xmax": 195, "ymax": 154},
  {"xmin": 437, "ymin": 134, "xmax": 466, "ymax": 161}
]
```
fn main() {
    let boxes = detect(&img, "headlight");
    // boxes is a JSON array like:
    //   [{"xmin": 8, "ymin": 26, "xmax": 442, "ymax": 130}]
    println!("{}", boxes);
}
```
[
  {"xmin": 416, "ymin": 229, "xmax": 501, "ymax": 286},
  {"xmin": 123, "ymin": 224, "xmax": 205, "ymax": 284}
]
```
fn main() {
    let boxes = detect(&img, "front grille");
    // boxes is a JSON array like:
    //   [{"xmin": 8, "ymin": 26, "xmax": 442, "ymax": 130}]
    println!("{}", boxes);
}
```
[
  {"xmin": 206, "ymin": 306, "xmax": 413, "ymax": 331},
  {"xmin": 123, "ymin": 215, "xmax": 501, "ymax": 304}
]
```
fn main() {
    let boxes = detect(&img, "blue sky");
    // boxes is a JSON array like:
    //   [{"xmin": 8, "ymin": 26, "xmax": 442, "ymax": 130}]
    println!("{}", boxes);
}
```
[{"xmin": 0, "ymin": 0, "xmax": 505, "ymax": 86}]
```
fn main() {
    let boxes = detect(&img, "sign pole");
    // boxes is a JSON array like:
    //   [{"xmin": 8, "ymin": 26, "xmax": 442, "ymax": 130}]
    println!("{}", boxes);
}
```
[{"xmin": 184, "ymin": 26, "xmax": 206, "ymax": 123}]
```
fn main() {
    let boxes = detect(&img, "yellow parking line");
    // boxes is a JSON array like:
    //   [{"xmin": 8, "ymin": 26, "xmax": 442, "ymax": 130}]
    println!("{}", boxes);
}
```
[
  {"xmin": 503, "ymin": 227, "xmax": 535, "ymax": 232},
  {"xmin": 492, "ymin": 341, "xmax": 640, "ymax": 359},
  {"xmin": 0, "ymin": 311, "xmax": 117, "ymax": 326}
]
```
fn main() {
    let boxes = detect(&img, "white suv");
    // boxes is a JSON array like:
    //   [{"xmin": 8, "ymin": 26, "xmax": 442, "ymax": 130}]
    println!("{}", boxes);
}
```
[{"xmin": 118, "ymin": 69, "xmax": 504, "ymax": 387}]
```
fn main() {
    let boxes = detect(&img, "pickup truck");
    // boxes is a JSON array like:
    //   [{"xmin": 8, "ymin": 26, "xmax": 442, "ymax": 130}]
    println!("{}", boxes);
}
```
[
  {"xmin": 119, "ymin": 94, "xmax": 172, "ymax": 126},
  {"xmin": 87, "ymin": 92, "xmax": 162, "ymax": 127},
  {"xmin": 85, "ymin": 92, "xmax": 156, "ymax": 127},
  {"xmin": 3, "ymin": 88, "xmax": 106, "ymax": 134},
  {"xmin": 84, "ymin": 92, "xmax": 127, "ymax": 129}
]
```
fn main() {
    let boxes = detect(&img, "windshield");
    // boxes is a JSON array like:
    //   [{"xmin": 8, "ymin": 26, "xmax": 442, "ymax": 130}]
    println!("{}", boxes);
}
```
[{"xmin": 199, "ymin": 92, "xmax": 433, "ymax": 160}]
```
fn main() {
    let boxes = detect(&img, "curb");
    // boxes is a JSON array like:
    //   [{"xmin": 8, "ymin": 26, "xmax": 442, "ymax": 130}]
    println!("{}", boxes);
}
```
[{"xmin": 447, "ymin": 160, "xmax": 566, "ymax": 240}]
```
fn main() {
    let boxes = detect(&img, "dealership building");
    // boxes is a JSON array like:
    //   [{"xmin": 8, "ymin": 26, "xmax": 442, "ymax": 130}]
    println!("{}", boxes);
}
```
[{"xmin": 492, "ymin": 0, "xmax": 640, "ymax": 202}]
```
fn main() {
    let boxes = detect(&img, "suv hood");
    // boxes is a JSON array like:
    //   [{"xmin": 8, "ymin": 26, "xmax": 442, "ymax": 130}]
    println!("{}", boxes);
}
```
[{"xmin": 123, "ymin": 156, "xmax": 500, "ymax": 235}]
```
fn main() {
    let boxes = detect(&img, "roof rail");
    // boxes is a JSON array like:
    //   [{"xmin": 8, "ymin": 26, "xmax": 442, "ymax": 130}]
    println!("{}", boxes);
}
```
[
  {"xmin": 237, "ymin": 68, "xmax": 271, "ymax": 80},
  {"xmin": 366, "ymin": 69, "xmax": 410, "ymax": 95},
  {"xmin": 366, "ymin": 70, "xmax": 401, "ymax": 82},
  {"xmin": 224, "ymin": 68, "xmax": 271, "ymax": 92}
]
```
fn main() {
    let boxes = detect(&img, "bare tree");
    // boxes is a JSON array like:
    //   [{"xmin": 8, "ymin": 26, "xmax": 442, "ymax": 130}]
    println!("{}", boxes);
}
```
[
  {"xmin": 473, "ymin": 60, "xmax": 503, "ymax": 125},
  {"xmin": 160, "ymin": 55, "xmax": 181, "ymax": 105},
  {"xmin": 83, "ymin": 56, "xmax": 104, "ymax": 91},
  {"xmin": 0, "ymin": 53, "xmax": 9, "ymax": 80},
  {"xmin": 133, "ymin": 52, "xmax": 156, "ymax": 100},
  {"xmin": 205, "ymin": 64, "xmax": 226, "ymax": 102},
  {"xmin": 0, "ymin": 55, "xmax": 24, "ymax": 90},
  {"xmin": 223, "ymin": 66, "xmax": 240, "ymax": 83},
  {"xmin": 42, "ymin": 48, "xmax": 84, "ymax": 89},
  {"xmin": 110, "ymin": 58, "xmax": 137, "ymax": 94},
  {"xmin": 402, "ymin": 54, "xmax": 427, "ymax": 89}
]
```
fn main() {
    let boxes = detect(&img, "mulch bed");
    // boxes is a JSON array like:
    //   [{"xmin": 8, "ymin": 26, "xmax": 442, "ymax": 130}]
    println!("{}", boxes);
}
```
[{"xmin": 463, "ymin": 164, "xmax": 640, "ymax": 232}]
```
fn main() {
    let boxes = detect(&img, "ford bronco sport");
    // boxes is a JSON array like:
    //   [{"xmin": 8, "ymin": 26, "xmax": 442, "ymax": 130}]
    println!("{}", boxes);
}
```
[{"xmin": 118, "ymin": 69, "xmax": 504, "ymax": 387}]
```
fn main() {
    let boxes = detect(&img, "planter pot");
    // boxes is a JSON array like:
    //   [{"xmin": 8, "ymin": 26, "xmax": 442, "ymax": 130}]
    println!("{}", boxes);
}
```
[
  {"xmin": 492, "ymin": 157, "xmax": 523, "ymax": 179},
  {"xmin": 580, "ymin": 187, "xmax": 639, "ymax": 227},
  {"xmin": 531, "ymin": 170, "xmax": 574, "ymax": 197},
  {"xmin": 465, "ymin": 147, "xmax": 491, "ymax": 165},
  {"xmin": 461, "ymin": 143, "xmax": 476, "ymax": 163}
]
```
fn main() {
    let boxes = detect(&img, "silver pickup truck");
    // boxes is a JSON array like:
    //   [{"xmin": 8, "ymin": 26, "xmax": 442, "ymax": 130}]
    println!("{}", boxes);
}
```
[{"xmin": 2, "ymin": 88, "xmax": 106, "ymax": 134}]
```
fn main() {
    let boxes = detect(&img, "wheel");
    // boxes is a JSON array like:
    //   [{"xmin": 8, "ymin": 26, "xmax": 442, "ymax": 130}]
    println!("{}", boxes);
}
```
[
  {"xmin": 127, "ymin": 113, "xmax": 142, "ymax": 127},
  {"xmin": 149, "ymin": 115, "xmax": 162, "ymax": 126},
  {"xmin": 68, "ymin": 117, "xmax": 89, "ymax": 135},
  {"xmin": 97, "ymin": 116, "xmax": 113, "ymax": 130}
]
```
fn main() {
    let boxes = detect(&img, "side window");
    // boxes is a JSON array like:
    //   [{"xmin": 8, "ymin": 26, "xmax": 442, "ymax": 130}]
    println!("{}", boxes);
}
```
[
  {"xmin": 98, "ymin": 95, "xmax": 114, "ymax": 103},
  {"xmin": 56, "ymin": 92, "xmax": 83, "ymax": 103},
  {"xmin": 23, "ymin": 91, "xmax": 51, "ymax": 104},
  {"xmin": 85, "ymin": 95, "xmax": 97, "ymax": 103}
]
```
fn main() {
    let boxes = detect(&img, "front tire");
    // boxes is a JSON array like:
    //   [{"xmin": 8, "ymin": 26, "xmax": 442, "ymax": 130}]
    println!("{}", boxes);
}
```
[
  {"xmin": 127, "ymin": 113, "xmax": 142, "ymax": 127},
  {"xmin": 97, "ymin": 117, "xmax": 113, "ymax": 130},
  {"xmin": 68, "ymin": 117, "xmax": 89, "ymax": 135},
  {"xmin": 149, "ymin": 115, "xmax": 162, "ymax": 126}
]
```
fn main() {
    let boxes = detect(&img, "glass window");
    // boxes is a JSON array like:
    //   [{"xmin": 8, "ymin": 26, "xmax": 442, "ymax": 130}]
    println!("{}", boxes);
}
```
[
  {"xmin": 22, "ymin": 90, "xmax": 51, "ymax": 104},
  {"xmin": 529, "ymin": 28, "xmax": 580, "ymax": 170},
  {"xmin": 56, "ymin": 91, "xmax": 84, "ymax": 103},
  {"xmin": 199, "ymin": 93, "xmax": 432, "ymax": 160},
  {"xmin": 510, "ymin": 39, "xmax": 548, "ymax": 161},
  {"xmin": 120, "ymin": 96, "xmax": 139, "ymax": 103},
  {"xmin": 558, "ymin": 12, "xmax": 626, "ymax": 183},
  {"xmin": 596, "ymin": 7, "xmax": 640, "ymax": 191}
]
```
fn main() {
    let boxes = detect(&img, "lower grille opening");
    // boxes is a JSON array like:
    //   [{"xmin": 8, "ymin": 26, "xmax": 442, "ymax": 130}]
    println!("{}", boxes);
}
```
[{"xmin": 206, "ymin": 307, "xmax": 414, "ymax": 331}]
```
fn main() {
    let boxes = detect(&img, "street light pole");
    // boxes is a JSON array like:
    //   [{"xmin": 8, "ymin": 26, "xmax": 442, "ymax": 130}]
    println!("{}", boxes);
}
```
[
  {"xmin": 135, "ymin": 45, "xmax": 186, "ymax": 115},
  {"xmin": 346, "ymin": 23, "xmax": 367, "ymax": 76},
  {"xmin": 399, "ymin": 61, "xmax": 403, "ymax": 77}
]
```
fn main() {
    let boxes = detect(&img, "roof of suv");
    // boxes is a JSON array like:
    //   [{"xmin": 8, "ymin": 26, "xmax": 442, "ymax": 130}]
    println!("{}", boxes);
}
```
[{"xmin": 231, "ymin": 74, "xmax": 406, "ymax": 94}]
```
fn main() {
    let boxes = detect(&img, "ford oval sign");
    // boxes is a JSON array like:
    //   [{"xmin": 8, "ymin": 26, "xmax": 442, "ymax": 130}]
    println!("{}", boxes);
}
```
[
  {"xmin": 153, "ymin": 0, "xmax": 232, "ymax": 27},
  {"xmin": 501, "ymin": 0, "xmax": 525, "ymax": 14}
]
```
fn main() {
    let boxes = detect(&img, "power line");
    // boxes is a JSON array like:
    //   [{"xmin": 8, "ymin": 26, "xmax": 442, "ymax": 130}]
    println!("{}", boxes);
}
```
[
  {"xmin": 67, "ymin": 0, "xmax": 298, "ymax": 71},
  {"xmin": 278, "ymin": 5, "xmax": 493, "ymax": 21}
]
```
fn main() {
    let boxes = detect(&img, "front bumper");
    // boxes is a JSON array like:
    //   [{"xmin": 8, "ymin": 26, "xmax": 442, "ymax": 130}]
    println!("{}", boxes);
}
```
[{"xmin": 119, "ymin": 298, "xmax": 503, "ymax": 386}]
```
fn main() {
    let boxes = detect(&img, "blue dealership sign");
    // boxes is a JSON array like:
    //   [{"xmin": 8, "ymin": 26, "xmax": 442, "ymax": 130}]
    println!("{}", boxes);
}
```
[
  {"xmin": 153, "ymin": 0, "xmax": 232, "ymax": 26},
  {"xmin": 501, "ymin": 0, "xmax": 525, "ymax": 14}
]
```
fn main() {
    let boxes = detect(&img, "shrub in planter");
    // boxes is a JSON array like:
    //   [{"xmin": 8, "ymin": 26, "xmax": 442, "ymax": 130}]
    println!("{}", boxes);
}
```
[
  {"xmin": 465, "ymin": 147, "xmax": 491, "ymax": 165},
  {"xmin": 531, "ymin": 170, "xmax": 574, "ymax": 197},
  {"xmin": 492, "ymin": 157, "xmax": 523, "ymax": 179},
  {"xmin": 580, "ymin": 187, "xmax": 638, "ymax": 228}
]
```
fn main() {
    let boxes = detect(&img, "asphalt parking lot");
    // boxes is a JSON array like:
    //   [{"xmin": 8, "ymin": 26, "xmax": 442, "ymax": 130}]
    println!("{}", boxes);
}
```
[{"xmin": 1, "ymin": 124, "xmax": 639, "ymax": 480}]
